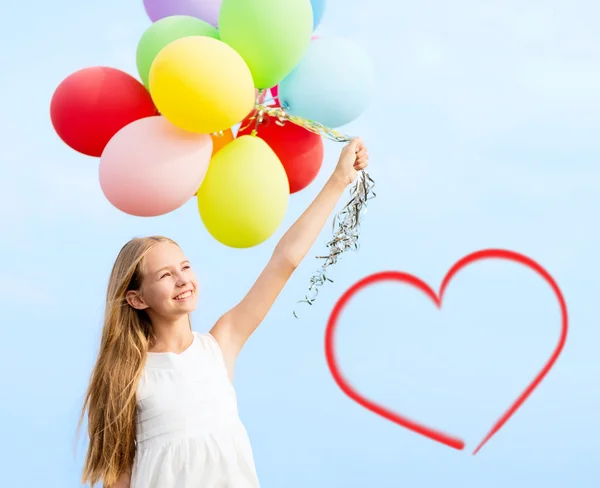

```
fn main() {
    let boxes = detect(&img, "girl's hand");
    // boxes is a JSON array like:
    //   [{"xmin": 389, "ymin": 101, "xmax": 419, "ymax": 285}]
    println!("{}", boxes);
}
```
[{"xmin": 333, "ymin": 137, "xmax": 369, "ymax": 186}]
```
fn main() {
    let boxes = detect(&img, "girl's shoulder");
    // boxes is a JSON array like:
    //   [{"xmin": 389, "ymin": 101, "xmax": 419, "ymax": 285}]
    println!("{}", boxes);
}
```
[{"xmin": 192, "ymin": 330, "xmax": 227, "ymax": 360}]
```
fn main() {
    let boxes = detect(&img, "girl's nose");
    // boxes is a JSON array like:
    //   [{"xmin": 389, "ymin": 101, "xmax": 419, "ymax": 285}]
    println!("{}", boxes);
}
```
[{"xmin": 175, "ymin": 274, "xmax": 189, "ymax": 286}]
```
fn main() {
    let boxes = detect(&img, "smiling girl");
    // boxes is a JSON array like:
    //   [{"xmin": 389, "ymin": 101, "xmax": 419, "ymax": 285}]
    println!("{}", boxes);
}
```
[{"xmin": 79, "ymin": 138, "xmax": 369, "ymax": 488}]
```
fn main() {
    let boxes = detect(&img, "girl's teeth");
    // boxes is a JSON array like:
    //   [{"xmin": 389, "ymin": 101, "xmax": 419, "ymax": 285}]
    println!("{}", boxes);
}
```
[{"xmin": 175, "ymin": 291, "xmax": 191, "ymax": 300}]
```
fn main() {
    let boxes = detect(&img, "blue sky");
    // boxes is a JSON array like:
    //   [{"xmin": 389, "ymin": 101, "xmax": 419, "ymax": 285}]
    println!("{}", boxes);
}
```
[{"xmin": 1, "ymin": 0, "xmax": 599, "ymax": 486}]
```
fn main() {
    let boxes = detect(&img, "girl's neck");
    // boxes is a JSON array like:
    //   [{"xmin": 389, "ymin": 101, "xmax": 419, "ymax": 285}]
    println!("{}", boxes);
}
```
[{"xmin": 148, "ymin": 315, "xmax": 193, "ymax": 353}]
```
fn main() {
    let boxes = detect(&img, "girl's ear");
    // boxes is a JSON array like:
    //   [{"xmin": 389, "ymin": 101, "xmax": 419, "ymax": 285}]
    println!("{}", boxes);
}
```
[{"xmin": 126, "ymin": 290, "xmax": 149, "ymax": 310}]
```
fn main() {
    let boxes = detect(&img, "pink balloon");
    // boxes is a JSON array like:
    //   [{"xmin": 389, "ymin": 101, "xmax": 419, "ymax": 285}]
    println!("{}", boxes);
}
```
[{"xmin": 99, "ymin": 116, "xmax": 213, "ymax": 217}]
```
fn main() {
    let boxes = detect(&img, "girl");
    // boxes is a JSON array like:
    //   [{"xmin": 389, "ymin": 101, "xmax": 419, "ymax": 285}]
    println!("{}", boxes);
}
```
[{"xmin": 79, "ymin": 138, "xmax": 369, "ymax": 487}]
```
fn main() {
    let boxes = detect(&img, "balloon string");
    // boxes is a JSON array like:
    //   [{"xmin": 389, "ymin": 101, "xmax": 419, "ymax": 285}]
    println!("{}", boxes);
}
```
[
  {"xmin": 241, "ymin": 101, "xmax": 376, "ymax": 318},
  {"xmin": 293, "ymin": 169, "xmax": 375, "ymax": 318}
]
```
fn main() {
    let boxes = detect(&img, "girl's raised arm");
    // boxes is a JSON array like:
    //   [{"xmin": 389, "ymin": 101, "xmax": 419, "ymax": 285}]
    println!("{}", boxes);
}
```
[{"xmin": 210, "ymin": 138, "xmax": 369, "ymax": 372}]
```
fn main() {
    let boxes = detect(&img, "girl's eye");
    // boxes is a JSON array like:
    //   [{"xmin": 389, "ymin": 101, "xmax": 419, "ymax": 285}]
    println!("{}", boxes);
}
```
[
  {"xmin": 160, "ymin": 272, "xmax": 171, "ymax": 279},
  {"xmin": 183, "ymin": 265, "xmax": 191, "ymax": 271}
]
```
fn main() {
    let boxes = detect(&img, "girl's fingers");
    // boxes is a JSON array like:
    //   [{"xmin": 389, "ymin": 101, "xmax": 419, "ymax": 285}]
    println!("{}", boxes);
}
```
[
  {"xmin": 355, "ymin": 153, "xmax": 368, "ymax": 164},
  {"xmin": 353, "ymin": 146, "xmax": 369, "ymax": 170},
  {"xmin": 355, "ymin": 149, "xmax": 368, "ymax": 161}
]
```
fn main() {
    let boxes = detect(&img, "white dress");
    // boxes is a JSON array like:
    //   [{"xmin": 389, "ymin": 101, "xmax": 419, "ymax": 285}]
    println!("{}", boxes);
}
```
[{"xmin": 130, "ymin": 331, "xmax": 260, "ymax": 488}]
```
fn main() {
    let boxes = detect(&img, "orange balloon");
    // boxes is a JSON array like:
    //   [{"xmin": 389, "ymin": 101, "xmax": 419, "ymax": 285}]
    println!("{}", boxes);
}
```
[{"xmin": 211, "ymin": 129, "xmax": 234, "ymax": 156}]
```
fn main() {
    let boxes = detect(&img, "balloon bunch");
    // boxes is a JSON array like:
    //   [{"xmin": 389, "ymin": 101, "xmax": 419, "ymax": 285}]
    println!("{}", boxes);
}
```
[{"xmin": 50, "ymin": 0, "xmax": 375, "ymax": 310}]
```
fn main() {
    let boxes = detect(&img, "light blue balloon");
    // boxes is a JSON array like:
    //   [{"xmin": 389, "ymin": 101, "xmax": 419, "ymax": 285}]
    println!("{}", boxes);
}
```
[
  {"xmin": 278, "ymin": 37, "xmax": 374, "ymax": 128},
  {"xmin": 310, "ymin": 0, "xmax": 326, "ymax": 30}
]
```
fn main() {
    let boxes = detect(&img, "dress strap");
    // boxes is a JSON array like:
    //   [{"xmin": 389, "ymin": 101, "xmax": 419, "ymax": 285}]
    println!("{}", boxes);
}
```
[{"xmin": 196, "ymin": 331, "xmax": 234, "ymax": 385}]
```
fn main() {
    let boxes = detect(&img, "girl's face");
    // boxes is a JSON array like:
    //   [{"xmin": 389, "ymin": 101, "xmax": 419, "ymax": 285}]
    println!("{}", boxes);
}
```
[{"xmin": 127, "ymin": 242, "xmax": 199, "ymax": 318}]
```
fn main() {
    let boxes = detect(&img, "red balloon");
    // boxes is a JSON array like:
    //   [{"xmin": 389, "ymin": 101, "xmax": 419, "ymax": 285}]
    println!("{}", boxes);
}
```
[
  {"xmin": 50, "ymin": 67, "xmax": 158, "ymax": 157},
  {"xmin": 238, "ymin": 113, "xmax": 324, "ymax": 194}
]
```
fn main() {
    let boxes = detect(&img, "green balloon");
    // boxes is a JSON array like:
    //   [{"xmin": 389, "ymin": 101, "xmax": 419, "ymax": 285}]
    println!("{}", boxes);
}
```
[
  {"xmin": 136, "ymin": 15, "xmax": 219, "ymax": 89},
  {"xmin": 218, "ymin": 0, "xmax": 313, "ymax": 89}
]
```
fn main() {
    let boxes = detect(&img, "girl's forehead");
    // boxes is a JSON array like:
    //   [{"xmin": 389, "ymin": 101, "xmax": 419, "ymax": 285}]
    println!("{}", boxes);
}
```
[{"xmin": 145, "ymin": 242, "xmax": 186, "ymax": 268}]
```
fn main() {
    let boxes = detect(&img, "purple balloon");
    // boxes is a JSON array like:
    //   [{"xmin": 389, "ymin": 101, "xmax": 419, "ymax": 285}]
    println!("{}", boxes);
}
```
[{"xmin": 143, "ymin": 0, "xmax": 222, "ymax": 27}]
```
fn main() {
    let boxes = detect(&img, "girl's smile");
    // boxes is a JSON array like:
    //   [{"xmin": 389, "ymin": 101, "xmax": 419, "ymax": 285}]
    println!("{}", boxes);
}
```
[{"xmin": 173, "ymin": 290, "xmax": 193, "ymax": 301}]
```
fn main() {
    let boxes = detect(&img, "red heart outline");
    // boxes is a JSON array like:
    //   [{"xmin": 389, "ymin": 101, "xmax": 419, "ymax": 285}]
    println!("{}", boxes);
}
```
[{"xmin": 325, "ymin": 249, "xmax": 568, "ymax": 454}]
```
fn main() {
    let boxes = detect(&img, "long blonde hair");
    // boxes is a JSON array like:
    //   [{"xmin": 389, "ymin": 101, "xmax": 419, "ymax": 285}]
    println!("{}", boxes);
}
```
[{"xmin": 79, "ymin": 236, "xmax": 178, "ymax": 487}]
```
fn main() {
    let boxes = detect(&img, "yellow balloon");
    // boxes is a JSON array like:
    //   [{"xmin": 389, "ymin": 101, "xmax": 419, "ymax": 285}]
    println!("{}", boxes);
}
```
[
  {"xmin": 197, "ymin": 135, "xmax": 289, "ymax": 248},
  {"xmin": 149, "ymin": 36, "xmax": 255, "ymax": 134}
]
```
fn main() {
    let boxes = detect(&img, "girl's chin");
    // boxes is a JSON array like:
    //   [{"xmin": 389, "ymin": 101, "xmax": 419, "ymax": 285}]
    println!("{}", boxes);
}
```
[{"xmin": 172, "ymin": 298, "xmax": 198, "ymax": 311}]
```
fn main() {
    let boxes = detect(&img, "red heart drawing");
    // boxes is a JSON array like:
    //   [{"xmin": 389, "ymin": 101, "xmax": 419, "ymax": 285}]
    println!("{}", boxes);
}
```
[{"xmin": 325, "ymin": 249, "xmax": 568, "ymax": 455}]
